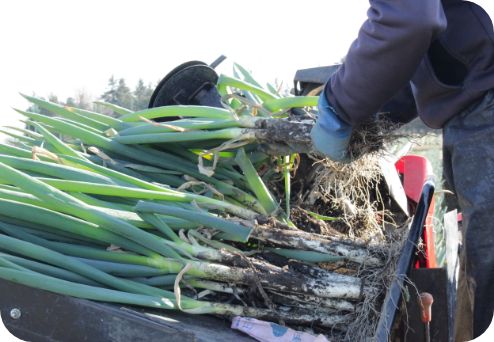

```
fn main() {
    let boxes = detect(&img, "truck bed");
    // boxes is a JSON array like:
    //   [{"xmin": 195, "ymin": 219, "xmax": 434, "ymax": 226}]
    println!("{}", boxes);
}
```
[{"xmin": 0, "ymin": 280, "xmax": 254, "ymax": 342}]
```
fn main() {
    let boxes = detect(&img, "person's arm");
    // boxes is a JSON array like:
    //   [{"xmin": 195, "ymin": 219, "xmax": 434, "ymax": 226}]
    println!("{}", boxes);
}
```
[
  {"xmin": 325, "ymin": 0, "xmax": 447, "ymax": 126},
  {"xmin": 379, "ymin": 83, "xmax": 418, "ymax": 124},
  {"xmin": 310, "ymin": 82, "xmax": 417, "ymax": 162}
]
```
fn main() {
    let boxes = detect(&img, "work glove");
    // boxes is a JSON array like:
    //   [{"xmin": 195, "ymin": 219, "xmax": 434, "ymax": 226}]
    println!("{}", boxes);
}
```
[{"xmin": 310, "ymin": 92, "xmax": 352, "ymax": 162}]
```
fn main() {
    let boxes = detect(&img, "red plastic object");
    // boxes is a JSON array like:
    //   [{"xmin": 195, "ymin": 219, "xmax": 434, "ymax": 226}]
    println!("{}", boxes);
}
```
[
  {"xmin": 395, "ymin": 155, "xmax": 437, "ymax": 268},
  {"xmin": 419, "ymin": 292, "xmax": 434, "ymax": 323}
]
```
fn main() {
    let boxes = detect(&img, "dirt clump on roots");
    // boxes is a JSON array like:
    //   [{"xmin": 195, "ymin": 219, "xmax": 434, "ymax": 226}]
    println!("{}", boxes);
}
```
[
  {"xmin": 263, "ymin": 115, "xmax": 405, "ymax": 241},
  {"xmin": 347, "ymin": 116, "xmax": 402, "ymax": 160},
  {"xmin": 258, "ymin": 116, "xmax": 410, "ymax": 340},
  {"xmin": 289, "ymin": 206, "xmax": 346, "ymax": 237},
  {"xmin": 289, "ymin": 152, "xmax": 391, "ymax": 242},
  {"xmin": 292, "ymin": 138, "xmax": 410, "ymax": 340}
]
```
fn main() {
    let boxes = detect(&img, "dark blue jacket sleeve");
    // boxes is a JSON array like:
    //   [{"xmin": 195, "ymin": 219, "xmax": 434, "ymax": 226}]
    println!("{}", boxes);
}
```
[
  {"xmin": 379, "ymin": 83, "xmax": 418, "ymax": 124},
  {"xmin": 325, "ymin": 0, "xmax": 447, "ymax": 126}
]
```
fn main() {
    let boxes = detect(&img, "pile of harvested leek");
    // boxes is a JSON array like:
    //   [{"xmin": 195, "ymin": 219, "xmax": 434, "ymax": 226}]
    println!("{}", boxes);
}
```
[{"xmin": 0, "ymin": 65, "xmax": 397, "ymax": 338}]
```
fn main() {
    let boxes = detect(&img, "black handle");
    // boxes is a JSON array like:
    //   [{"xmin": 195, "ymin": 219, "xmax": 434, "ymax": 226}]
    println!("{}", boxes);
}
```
[{"xmin": 374, "ymin": 180, "xmax": 435, "ymax": 341}]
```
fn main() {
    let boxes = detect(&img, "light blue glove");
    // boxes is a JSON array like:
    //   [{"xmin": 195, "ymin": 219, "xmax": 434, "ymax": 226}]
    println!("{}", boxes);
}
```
[{"xmin": 310, "ymin": 93, "xmax": 352, "ymax": 162}]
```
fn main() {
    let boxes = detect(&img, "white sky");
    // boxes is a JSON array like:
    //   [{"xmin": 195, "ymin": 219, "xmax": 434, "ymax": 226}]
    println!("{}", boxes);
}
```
[{"xmin": 1, "ymin": 0, "xmax": 493, "ymax": 130}]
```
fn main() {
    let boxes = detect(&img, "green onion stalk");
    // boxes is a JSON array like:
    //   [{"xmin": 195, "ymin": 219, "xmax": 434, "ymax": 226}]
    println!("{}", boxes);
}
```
[
  {"xmin": 235, "ymin": 148, "xmax": 279, "ymax": 215},
  {"xmin": 21, "ymin": 94, "xmax": 110, "ymax": 131},
  {"xmin": 0, "ymin": 189, "xmax": 249, "ymax": 264},
  {"xmin": 0, "ymin": 154, "xmax": 120, "ymax": 186},
  {"xmin": 69, "ymin": 105, "xmax": 124, "ymax": 128},
  {"xmin": 0, "ymin": 129, "xmax": 38, "ymax": 144},
  {"xmin": 0, "ymin": 252, "xmax": 100, "ymax": 286},
  {"xmin": 217, "ymin": 75, "xmax": 277, "ymax": 102},
  {"xmin": 14, "ymin": 108, "xmax": 266, "ymax": 215},
  {"xmin": 93, "ymin": 100, "xmax": 134, "ymax": 116},
  {"xmin": 0, "ymin": 216, "xmax": 368, "ymax": 300},
  {"xmin": 283, "ymin": 155, "xmax": 291, "ymax": 219},
  {"xmin": 0, "ymin": 265, "xmax": 350, "ymax": 327},
  {"xmin": 0, "ymin": 75, "xmax": 392, "ymax": 333},
  {"xmin": 29, "ymin": 177, "xmax": 257, "ymax": 220},
  {"xmin": 3, "ymin": 126, "xmax": 43, "ymax": 139},
  {"xmin": 119, "ymin": 105, "xmax": 236, "ymax": 122},
  {"xmin": 0, "ymin": 233, "xmax": 173, "ymax": 297},
  {"xmin": 232, "ymin": 63, "xmax": 264, "ymax": 89},
  {"xmin": 0, "ymin": 223, "xmax": 96, "ymax": 246},
  {"xmin": 30, "ymin": 121, "xmax": 87, "ymax": 160},
  {"xmin": 114, "ymin": 127, "xmax": 254, "ymax": 145},
  {"xmin": 0, "ymin": 164, "xmax": 253, "ymax": 267},
  {"xmin": 116, "ymin": 118, "xmax": 248, "ymax": 136},
  {"xmin": 253, "ymin": 226, "xmax": 384, "ymax": 267},
  {"xmin": 0, "ymin": 199, "xmax": 154, "ymax": 256},
  {"xmin": 262, "ymin": 96, "xmax": 318, "ymax": 113}
]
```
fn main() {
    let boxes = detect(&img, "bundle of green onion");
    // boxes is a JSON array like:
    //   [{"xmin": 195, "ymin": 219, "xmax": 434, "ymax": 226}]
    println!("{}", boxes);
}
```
[{"xmin": 0, "ymin": 65, "xmax": 384, "ymax": 332}]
